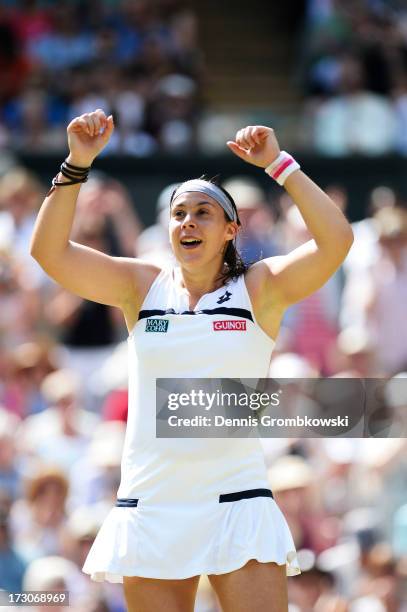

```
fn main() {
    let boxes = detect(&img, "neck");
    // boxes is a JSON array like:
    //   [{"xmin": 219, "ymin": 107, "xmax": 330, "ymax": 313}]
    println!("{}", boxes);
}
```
[{"xmin": 178, "ymin": 262, "xmax": 226, "ymax": 300}]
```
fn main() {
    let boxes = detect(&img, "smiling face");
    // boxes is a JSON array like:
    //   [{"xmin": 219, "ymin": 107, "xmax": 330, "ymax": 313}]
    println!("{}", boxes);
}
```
[{"xmin": 169, "ymin": 191, "xmax": 237, "ymax": 272}]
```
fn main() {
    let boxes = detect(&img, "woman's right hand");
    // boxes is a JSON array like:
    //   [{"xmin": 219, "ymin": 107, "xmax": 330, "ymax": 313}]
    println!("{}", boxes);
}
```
[{"xmin": 67, "ymin": 109, "xmax": 114, "ymax": 167}]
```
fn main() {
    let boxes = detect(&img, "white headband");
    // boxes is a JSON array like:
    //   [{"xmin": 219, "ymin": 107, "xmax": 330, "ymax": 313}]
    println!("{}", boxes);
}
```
[{"xmin": 171, "ymin": 179, "xmax": 238, "ymax": 223}]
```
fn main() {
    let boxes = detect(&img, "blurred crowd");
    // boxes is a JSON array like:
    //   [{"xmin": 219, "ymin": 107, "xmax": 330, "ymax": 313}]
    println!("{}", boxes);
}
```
[
  {"xmin": 0, "ymin": 0, "xmax": 202, "ymax": 155},
  {"xmin": 300, "ymin": 0, "xmax": 407, "ymax": 155},
  {"xmin": 0, "ymin": 163, "xmax": 406, "ymax": 611},
  {"xmin": 4, "ymin": 0, "xmax": 407, "ymax": 157}
]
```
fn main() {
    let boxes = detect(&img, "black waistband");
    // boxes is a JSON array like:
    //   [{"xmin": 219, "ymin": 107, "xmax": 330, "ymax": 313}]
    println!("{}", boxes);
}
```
[{"xmin": 219, "ymin": 488, "xmax": 274, "ymax": 503}]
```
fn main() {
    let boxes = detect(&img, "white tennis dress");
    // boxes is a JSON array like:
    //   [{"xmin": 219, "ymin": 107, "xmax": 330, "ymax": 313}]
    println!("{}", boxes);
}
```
[{"xmin": 83, "ymin": 267, "xmax": 300, "ymax": 582}]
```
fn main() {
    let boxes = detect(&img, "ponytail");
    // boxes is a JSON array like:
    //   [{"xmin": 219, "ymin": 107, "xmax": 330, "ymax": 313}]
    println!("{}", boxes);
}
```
[{"xmin": 220, "ymin": 236, "xmax": 249, "ymax": 283}]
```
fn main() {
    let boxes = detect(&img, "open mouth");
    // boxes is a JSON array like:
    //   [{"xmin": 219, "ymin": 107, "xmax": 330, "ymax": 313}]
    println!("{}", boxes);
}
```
[{"xmin": 180, "ymin": 238, "xmax": 202, "ymax": 249}]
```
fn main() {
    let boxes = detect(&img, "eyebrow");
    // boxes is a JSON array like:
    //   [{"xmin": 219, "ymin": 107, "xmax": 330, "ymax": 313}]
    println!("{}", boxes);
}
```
[{"xmin": 172, "ymin": 200, "xmax": 215, "ymax": 208}]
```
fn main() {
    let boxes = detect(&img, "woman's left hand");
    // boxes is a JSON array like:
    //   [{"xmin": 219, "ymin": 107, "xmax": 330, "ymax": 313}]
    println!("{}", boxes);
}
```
[{"xmin": 227, "ymin": 125, "xmax": 280, "ymax": 168}]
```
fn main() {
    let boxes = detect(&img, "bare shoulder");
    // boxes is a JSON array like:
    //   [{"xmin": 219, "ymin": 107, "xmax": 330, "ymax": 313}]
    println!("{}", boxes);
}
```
[
  {"xmin": 244, "ymin": 258, "xmax": 286, "ymax": 308},
  {"xmin": 123, "ymin": 259, "xmax": 162, "ymax": 308},
  {"xmin": 120, "ymin": 259, "xmax": 162, "ymax": 333}
]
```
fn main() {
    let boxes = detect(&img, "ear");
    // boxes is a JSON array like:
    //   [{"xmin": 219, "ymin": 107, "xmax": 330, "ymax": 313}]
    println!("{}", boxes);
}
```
[{"xmin": 225, "ymin": 221, "xmax": 238, "ymax": 241}]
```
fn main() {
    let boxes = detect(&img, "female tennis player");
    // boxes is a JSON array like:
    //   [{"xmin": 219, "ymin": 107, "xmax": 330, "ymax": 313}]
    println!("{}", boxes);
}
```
[{"xmin": 30, "ymin": 110, "xmax": 353, "ymax": 612}]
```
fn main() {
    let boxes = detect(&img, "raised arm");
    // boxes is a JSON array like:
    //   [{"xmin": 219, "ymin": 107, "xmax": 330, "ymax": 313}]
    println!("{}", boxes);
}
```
[
  {"xmin": 227, "ymin": 126, "xmax": 354, "ymax": 308},
  {"xmin": 30, "ymin": 110, "xmax": 159, "ymax": 317}
]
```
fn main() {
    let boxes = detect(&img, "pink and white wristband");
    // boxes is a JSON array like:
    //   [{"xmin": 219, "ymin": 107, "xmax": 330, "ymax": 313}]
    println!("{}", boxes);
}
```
[{"xmin": 264, "ymin": 151, "xmax": 300, "ymax": 186}]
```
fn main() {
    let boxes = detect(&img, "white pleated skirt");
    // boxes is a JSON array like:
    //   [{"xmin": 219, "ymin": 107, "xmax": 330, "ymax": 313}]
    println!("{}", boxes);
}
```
[{"xmin": 82, "ymin": 493, "xmax": 300, "ymax": 582}]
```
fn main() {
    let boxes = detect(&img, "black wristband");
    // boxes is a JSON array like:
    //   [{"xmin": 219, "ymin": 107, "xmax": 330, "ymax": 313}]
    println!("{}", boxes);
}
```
[
  {"xmin": 51, "ymin": 159, "xmax": 90, "ymax": 189},
  {"xmin": 60, "ymin": 165, "xmax": 86, "ymax": 178},
  {"xmin": 52, "ymin": 174, "xmax": 88, "ymax": 187},
  {"xmin": 64, "ymin": 160, "xmax": 91, "ymax": 172},
  {"xmin": 60, "ymin": 165, "xmax": 88, "ymax": 181}
]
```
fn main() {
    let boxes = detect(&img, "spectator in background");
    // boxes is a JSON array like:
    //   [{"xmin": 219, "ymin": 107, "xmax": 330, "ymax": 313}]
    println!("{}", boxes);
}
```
[
  {"xmin": 0, "ymin": 167, "xmax": 43, "ymax": 257},
  {"xmin": 72, "ymin": 174, "xmax": 143, "ymax": 258},
  {"xmin": 61, "ymin": 505, "xmax": 113, "ymax": 610},
  {"xmin": 104, "ymin": 70, "xmax": 155, "ymax": 157},
  {"xmin": 222, "ymin": 176, "xmax": 280, "ymax": 263},
  {"xmin": 12, "ymin": 80, "xmax": 68, "ymax": 153},
  {"xmin": 349, "ymin": 542, "xmax": 401, "ymax": 611},
  {"xmin": 69, "ymin": 421, "xmax": 125, "ymax": 510},
  {"xmin": 312, "ymin": 54, "xmax": 397, "ymax": 155},
  {"xmin": 44, "ymin": 284, "xmax": 122, "ymax": 411},
  {"xmin": 0, "ymin": 253, "xmax": 41, "ymax": 349},
  {"xmin": 288, "ymin": 564, "xmax": 348, "ymax": 612},
  {"xmin": 2, "ymin": 341, "xmax": 56, "ymax": 418},
  {"xmin": 94, "ymin": 342, "xmax": 129, "ymax": 423},
  {"xmin": 0, "ymin": 166, "xmax": 50, "ymax": 290},
  {"xmin": 343, "ymin": 186, "xmax": 396, "ymax": 282},
  {"xmin": 64, "ymin": 506, "xmax": 107, "ymax": 574},
  {"xmin": 339, "ymin": 185, "xmax": 398, "ymax": 360},
  {"xmin": 334, "ymin": 326, "xmax": 377, "ymax": 377},
  {"xmin": 22, "ymin": 555, "xmax": 87, "ymax": 611},
  {"xmin": 169, "ymin": 9, "xmax": 204, "ymax": 77},
  {"xmin": 364, "ymin": 207, "xmax": 407, "ymax": 374},
  {"xmin": 9, "ymin": 467, "xmax": 69, "ymax": 564},
  {"xmin": 18, "ymin": 369, "xmax": 99, "ymax": 470},
  {"xmin": 147, "ymin": 73, "xmax": 198, "ymax": 151},
  {"xmin": 135, "ymin": 181, "xmax": 177, "ymax": 265},
  {"xmin": 268, "ymin": 455, "xmax": 324, "ymax": 553},
  {"xmin": 1, "ymin": 64, "xmax": 67, "ymax": 152}
]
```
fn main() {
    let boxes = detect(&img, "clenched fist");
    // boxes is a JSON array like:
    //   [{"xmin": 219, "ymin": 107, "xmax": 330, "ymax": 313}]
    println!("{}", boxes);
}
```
[
  {"xmin": 67, "ymin": 109, "xmax": 114, "ymax": 168},
  {"xmin": 227, "ymin": 126, "xmax": 280, "ymax": 168}
]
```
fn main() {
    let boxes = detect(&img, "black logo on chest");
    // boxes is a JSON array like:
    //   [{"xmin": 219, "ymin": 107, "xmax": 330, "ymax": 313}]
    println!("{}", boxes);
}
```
[{"xmin": 217, "ymin": 290, "xmax": 232, "ymax": 304}]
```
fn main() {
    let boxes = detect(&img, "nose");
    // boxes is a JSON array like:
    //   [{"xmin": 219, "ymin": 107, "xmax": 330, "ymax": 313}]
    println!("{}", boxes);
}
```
[{"xmin": 181, "ymin": 213, "xmax": 196, "ymax": 229}]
